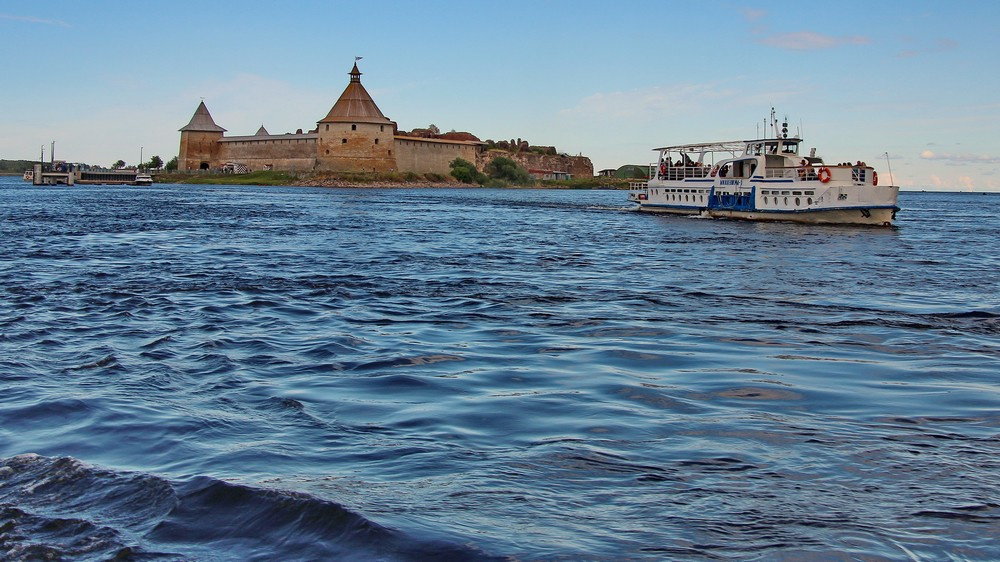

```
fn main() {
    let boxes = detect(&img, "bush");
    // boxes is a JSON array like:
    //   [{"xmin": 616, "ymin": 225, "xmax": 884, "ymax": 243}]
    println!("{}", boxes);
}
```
[
  {"xmin": 485, "ymin": 156, "xmax": 534, "ymax": 186},
  {"xmin": 449, "ymin": 158, "xmax": 486, "ymax": 185}
]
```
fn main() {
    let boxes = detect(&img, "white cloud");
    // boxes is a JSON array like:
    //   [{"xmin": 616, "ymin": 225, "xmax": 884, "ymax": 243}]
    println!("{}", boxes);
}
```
[
  {"xmin": 757, "ymin": 31, "xmax": 871, "ymax": 51},
  {"xmin": 0, "ymin": 12, "xmax": 70, "ymax": 27},
  {"xmin": 896, "ymin": 37, "xmax": 959, "ymax": 58},
  {"xmin": 182, "ymin": 73, "xmax": 335, "ymax": 136},
  {"xmin": 559, "ymin": 83, "xmax": 741, "ymax": 121},
  {"xmin": 919, "ymin": 150, "xmax": 1000, "ymax": 164}
]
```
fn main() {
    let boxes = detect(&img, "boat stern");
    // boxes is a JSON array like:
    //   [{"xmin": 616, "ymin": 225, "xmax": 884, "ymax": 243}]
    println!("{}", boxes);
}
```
[{"xmin": 627, "ymin": 181, "xmax": 649, "ymax": 204}]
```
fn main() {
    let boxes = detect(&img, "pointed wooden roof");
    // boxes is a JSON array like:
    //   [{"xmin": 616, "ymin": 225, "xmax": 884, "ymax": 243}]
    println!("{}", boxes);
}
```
[
  {"xmin": 255, "ymin": 125, "xmax": 269, "ymax": 136},
  {"xmin": 179, "ymin": 101, "xmax": 227, "ymax": 132},
  {"xmin": 318, "ymin": 63, "xmax": 391, "ymax": 124}
]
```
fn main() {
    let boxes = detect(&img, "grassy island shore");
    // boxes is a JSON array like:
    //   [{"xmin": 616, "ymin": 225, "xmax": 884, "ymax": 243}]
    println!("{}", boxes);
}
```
[{"xmin": 152, "ymin": 170, "xmax": 636, "ymax": 189}]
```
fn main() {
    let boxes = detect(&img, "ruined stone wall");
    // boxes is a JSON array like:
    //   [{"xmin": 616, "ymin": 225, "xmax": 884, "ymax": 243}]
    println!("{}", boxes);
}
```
[
  {"xmin": 394, "ymin": 139, "xmax": 481, "ymax": 175},
  {"xmin": 476, "ymin": 149, "xmax": 594, "ymax": 178},
  {"xmin": 217, "ymin": 137, "xmax": 318, "ymax": 172}
]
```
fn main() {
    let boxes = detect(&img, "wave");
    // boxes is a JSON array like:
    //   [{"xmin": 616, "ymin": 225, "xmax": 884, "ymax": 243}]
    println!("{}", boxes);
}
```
[{"xmin": 0, "ymin": 455, "xmax": 497, "ymax": 561}]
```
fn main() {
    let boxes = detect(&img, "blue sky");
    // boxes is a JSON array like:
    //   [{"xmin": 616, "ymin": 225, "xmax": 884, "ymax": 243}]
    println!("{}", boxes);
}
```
[{"xmin": 2, "ymin": 0, "xmax": 998, "ymax": 191}]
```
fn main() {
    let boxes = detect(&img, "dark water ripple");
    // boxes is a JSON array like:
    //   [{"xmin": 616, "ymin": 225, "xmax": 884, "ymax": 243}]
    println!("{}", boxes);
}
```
[{"xmin": 1, "ymin": 179, "xmax": 999, "ymax": 560}]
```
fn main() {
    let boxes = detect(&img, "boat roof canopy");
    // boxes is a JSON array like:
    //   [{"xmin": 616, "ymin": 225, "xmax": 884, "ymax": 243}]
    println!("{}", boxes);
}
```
[
  {"xmin": 652, "ymin": 141, "xmax": 746, "ymax": 153},
  {"xmin": 653, "ymin": 138, "xmax": 803, "ymax": 154}
]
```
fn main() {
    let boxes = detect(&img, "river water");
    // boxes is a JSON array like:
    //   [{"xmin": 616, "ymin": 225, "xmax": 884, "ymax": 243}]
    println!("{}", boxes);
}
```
[{"xmin": 1, "ymin": 177, "xmax": 998, "ymax": 560}]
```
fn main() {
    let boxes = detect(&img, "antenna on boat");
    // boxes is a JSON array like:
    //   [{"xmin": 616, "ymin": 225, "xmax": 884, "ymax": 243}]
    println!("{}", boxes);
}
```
[{"xmin": 884, "ymin": 152, "xmax": 894, "ymax": 186}]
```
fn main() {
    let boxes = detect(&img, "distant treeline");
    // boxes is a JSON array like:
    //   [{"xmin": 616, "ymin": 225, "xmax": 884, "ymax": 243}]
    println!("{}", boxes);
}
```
[{"xmin": 0, "ymin": 159, "xmax": 35, "ymax": 173}]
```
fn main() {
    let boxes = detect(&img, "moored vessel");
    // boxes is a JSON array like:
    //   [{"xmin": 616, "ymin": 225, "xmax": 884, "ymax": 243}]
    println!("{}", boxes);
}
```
[{"xmin": 628, "ymin": 109, "xmax": 899, "ymax": 226}]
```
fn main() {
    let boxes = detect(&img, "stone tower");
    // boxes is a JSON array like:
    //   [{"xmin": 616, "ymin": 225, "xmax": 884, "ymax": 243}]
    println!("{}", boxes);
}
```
[
  {"xmin": 178, "ymin": 101, "xmax": 226, "ymax": 171},
  {"xmin": 315, "ymin": 64, "xmax": 395, "ymax": 173}
]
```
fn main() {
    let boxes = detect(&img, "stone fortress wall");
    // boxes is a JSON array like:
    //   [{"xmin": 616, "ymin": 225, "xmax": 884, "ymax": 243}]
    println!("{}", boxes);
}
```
[
  {"xmin": 217, "ymin": 134, "xmax": 317, "ymax": 172},
  {"xmin": 178, "ymin": 64, "xmax": 592, "ymax": 178}
]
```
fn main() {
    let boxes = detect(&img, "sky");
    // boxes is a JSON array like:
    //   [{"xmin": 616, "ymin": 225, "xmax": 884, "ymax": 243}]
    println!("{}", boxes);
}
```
[{"xmin": 2, "ymin": 0, "xmax": 998, "ymax": 191}]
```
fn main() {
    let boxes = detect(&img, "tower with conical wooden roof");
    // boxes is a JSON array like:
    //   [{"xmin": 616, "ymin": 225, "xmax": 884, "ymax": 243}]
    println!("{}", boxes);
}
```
[
  {"xmin": 178, "ymin": 101, "xmax": 227, "ymax": 171},
  {"xmin": 315, "ymin": 63, "xmax": 395, "ymax": 172}
]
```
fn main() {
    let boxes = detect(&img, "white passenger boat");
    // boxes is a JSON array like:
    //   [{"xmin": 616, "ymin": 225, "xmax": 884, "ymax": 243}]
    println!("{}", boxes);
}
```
[
  {"xmin": 134, "ymin": 173, "xmax": 153, "ymax": 186},
  {"xmin": 628, "ymin": 110, "xmax": 900, "ymax": 226}
]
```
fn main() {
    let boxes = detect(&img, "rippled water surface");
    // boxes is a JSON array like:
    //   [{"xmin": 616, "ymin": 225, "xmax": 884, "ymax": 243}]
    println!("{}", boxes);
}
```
[{"xmin": 1, "ymin": 177, "xmax": 998, "ymax": 560}]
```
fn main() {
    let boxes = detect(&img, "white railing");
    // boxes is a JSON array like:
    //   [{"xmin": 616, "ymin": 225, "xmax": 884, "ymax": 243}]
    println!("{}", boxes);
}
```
[{"xmin": 651, "ymin": 164, "xmax": 712, "ymax": 180}]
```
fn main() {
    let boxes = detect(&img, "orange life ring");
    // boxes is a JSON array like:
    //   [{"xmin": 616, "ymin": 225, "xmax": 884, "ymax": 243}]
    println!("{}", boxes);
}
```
[
  {"xmin": 817, "ymin": 167, "xmax": 832, "ymax": 183},
  {"xmin": 873, "ymin": 171, "xmax": 878, "ymax": 186},
  {"xmin": 710, "ymin": 165, "xmax": 719, "ymax": 177}
]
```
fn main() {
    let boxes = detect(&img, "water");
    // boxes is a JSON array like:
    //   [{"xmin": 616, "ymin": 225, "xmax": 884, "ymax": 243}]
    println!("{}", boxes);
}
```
[{"xmin": 1, "ymin": 176, "xmax": 998, "ymax": 560}]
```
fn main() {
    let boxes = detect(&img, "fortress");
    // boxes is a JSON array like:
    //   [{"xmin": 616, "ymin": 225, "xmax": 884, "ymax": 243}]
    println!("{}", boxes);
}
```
[{"xmin": 178, "ymin": 64, "xmax": 593, "ymax": 178}]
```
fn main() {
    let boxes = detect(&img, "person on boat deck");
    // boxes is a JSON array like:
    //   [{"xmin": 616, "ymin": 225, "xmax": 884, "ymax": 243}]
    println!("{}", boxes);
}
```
[{"xmin": 798, "ymin": 159, "xmax": 815, "ymax": 180}]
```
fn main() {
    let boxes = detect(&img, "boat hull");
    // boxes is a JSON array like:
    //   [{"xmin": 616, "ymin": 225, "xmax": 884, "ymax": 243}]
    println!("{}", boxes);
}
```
[{"xmin": 633, "ymin": 203, "xmax": 897, "ymax": 226}]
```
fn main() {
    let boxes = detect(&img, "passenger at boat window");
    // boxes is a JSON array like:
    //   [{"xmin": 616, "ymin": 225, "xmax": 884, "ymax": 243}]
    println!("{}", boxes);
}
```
[{"xmin": 720, "ymin": 164, "xmax": 730, "ymax": 177}]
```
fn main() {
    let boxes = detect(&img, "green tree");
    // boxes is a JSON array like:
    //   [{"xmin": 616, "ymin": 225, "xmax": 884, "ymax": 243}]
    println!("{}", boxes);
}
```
[
  {"xmin": 449, "ymin": 158, "xmax": 486, "ymax": 185},
  {"xmin": 112, "ymin": 159, "xmax": 126, "ymax": 169},
  {"xmin": 145, "ymin": 155, "xmax": 163, "ymax": 169},
  {"xmin": 485, "ymin": 156, "xmax": 534, "ymax": 186},
  {"xmin": 165, "ymin": 156, "xmax": 178, "ymax": 171}
]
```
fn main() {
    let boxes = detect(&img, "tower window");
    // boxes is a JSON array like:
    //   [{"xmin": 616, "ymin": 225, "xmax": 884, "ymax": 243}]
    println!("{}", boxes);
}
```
[
  {"xmin": 325, "ymin": 124, "xmax": 329, "ymax": 131},
  {"xmin": 352, "ymin": 124, "xmax": 357, "ymax": 131},
  {"xmin": 374, "ymin": 138, "xmax": 379, "ymax": 145},
  {"xmin": 342, "ymin": 139, "xmax": 347, "ymax": 144}
]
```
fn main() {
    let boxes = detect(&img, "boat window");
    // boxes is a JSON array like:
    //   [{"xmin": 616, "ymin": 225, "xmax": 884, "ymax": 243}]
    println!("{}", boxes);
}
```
[
  {"xmin": 795, "ymin": 197, "xmax": 801, "ymax": 206},
  {"xmin": 782, "ymin": 141, "xmax": 799, "ymax": 154},
  {"xmin": 807, "ymin": 198, "xmax": 813, "ymax": 205},
  {"xmin": 792, "ymin": 191, "xmax": 802, "ymax": 195},
  {"xmin": 764, "ymin": 196, "xmax": 769, "ymax": 204},
  {"xmin": 725, "ymin": 158, "xmax": 757, "ymax": 178},
  {"xmin": 805, "ymin": 191, "xmax": 814, "ymax": 196},
  {"xmin": 781, "ymin": 191, "xmax": 790, "ymax": 195}
]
